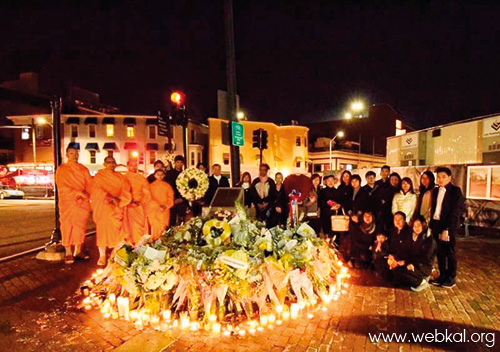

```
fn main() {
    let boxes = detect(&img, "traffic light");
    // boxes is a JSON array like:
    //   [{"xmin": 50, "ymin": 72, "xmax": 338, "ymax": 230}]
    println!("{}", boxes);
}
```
[
  {"xmin": 261, "ymin": 130, "xmax": 268, "ymax": 150},
  {"xmin": 170, "ymin": 91, "xmax": 184, "ymax": 105},
  {"xmin": 252, "ymin": 129, "xmax": 261, "ymax": 148}
]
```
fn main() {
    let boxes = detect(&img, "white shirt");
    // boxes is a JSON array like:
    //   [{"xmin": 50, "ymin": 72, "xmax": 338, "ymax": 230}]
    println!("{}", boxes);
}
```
[
  {"xmin": 214, "ymin": 175, "xmax": 222, "ymax": 182},
  {"xmin": 433, "ymin": 187, "xmax": 447, "ymax": 220}
]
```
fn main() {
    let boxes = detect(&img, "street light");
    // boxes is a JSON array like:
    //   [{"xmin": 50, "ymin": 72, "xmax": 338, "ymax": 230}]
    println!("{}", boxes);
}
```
[
  {"xmin": 344, "ymin": 112, "xmax": 352, "ymax": 119},
  {"xmin": 329, "ymin": 131, "xmax": 344, "ymax": 170},
  {"xmin": 351, "ymin": 101, "xmax": 364, "ymax": 112},
  {"xmin": 237, "ymin": 111, "xmax": 245, "ymax": 120}
]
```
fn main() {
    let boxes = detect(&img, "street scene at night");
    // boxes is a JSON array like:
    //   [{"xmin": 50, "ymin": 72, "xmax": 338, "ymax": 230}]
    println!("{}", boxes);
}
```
[{"xmin": 0, "ymin": 1, "xmax": 499, "ymax": 352}]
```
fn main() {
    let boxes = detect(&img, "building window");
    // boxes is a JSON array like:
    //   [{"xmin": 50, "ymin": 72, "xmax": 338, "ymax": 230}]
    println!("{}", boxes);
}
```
[
  {"xmin": 106, "ymin": 124, "xmax": 114, "ymax": 137},
  {"xmin": 89, "ymin": 150, "xmax": 96, "ymax": 164},
  {"xmin": 191, "ymin": 152, "xmax": 195, "ymax": 166},
  {"xmin": 71, "ymin": 125, "xmax": 78, "ymax": 138},
  {"xmin": 304, "ymin": 137, "xmax": 307, "ymax": 148},
  {"xmin": 223, "ymin": 153, "xmax": 230, "ymax": 165},
  {"xmin": 149, "ymin": 151, "xmax": 156, "ymax": 164},
  {"xmin": 296, "ymin": 136, "xmax": 301, "ymax": 146},
  {"xmin": 198, "ymin": 152, "xmax": 202, "ymax": 163},
  {"xmin": 295, "ymin": 161, "xmax": 301, "ymax": 168},
  {"xmin": 89, "ymin": 124, "xmax": 96, "ymax": 138},
  {"xmin": 148, "ymin": 125, "xmax": 156, "ymax": 139},
  {"xmin": 107, "ymin": 150, "xmax": 113, "ymax": 158},
  {"xmin": 22, "ymin": 128, "xmax": 30, "ymax": 140},
  {"xmin": 467, "ymin": 165, "xmax": 500, "ymax": 200},
  {"xmin": 126, "ymin": 126, "xmax": 135, "ymax": 138},
  {"xmin": 314, "ymin": 164, "xmax": 322, "ymax": 172},
  {"xmin": 191, "ymin": 130, "xmax": 196, "ymax": 143},
  {"xmin": 432, "ymin": 129, "xmax": 441, "ymax": 137}
]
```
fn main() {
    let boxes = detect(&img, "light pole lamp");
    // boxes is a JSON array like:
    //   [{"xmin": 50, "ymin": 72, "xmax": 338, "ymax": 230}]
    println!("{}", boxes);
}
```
[{"xmin": 329, "ymin": 131, "xmax": 344, "ymax": 171}]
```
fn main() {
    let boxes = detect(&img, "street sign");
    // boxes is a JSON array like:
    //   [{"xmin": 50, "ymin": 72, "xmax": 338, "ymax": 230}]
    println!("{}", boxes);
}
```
[
  {"xmin": 231, "ymin": 121, "xmax": 244, "ymax": 146},
  {"xmin": 157, "ymin": 111, "xmax": 169, "ymax": 137}
]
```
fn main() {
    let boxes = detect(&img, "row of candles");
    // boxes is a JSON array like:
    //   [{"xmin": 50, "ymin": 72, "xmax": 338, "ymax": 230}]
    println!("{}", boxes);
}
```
[{"xmin": 81, "ymin": 264, "xmax": 350, "ymax": 336}]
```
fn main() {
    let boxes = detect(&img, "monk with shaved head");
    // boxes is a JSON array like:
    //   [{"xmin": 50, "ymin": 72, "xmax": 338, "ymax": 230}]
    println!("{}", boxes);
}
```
[
  {"xmin": 123, "ymin": 159, "xmax": 151, "ymax": 244},
  {"xmin": 91, "ymin": 156, "xmax": 132, "ymax": 266},
  {"xmin": 55, "ymin": 144, "xmax": 93, "ymax": 264}
]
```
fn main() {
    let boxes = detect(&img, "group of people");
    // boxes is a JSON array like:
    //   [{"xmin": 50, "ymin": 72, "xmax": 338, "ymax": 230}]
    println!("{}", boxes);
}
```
[{"xmin": 57, "ymin": 143, "xmax": 464, "ymax": 292}]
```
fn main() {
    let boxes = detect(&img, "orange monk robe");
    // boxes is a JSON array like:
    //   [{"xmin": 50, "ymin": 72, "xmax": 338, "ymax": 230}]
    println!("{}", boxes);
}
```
[
  {"xmin": 55, "ymin": 161, "xmax": 92, "ymax": 247},
  {"xmin": 123, "ymin": 172, "xmax": 152, "ymax": 244},
  {"xmin": 147, "ymin": 180, "xmax": 174, "ymax": 240},
  {"xmin": 91, "ymin": 169, "xmax": 132, "ymax": 248}
]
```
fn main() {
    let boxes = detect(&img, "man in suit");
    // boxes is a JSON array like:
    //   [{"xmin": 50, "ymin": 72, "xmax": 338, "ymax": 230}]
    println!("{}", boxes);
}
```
[
  {"xmin": 429, "ymin": 167, "xmax": 464, "ymax": 288},
  {"xmin": 205, "ymin": 163, "xmax": 230, "ymax": 204},
  {"xmin": 165, "ymin": 155, "xmax": 186, "ymax": 226}
]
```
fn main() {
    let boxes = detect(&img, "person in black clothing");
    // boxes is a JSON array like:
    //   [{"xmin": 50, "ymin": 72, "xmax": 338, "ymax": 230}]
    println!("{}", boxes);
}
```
[
  {"xmin": 392, "ymin": 216, "xmax": 436, "ymax": 291},
  {"xmin": 250, "ymin": 164, "xmax": 277, "ymax": 224},
  {"xmin": 372, "ymin": 231, "xmax": 390, "ymax": 280},
  {"xmin": 362, "ymin": 171, "xmax": 378, "ymax": 214},
  {"xmin": 304, "ymin": 173, "xmax": 323, "ymax": 234},
  {"xmin": 375, "ymin": 165, "xmax": 391, "ymax": 188},
  {"xmin": 377, "ymin": 172, "xmax": 402, "ymax": 233},
  {"xmin": 205, "ymin": 164, "xmax": 230, "ymax": 205},
  {"xmin": 337, "ymin": 170, "xmax": 353, "ymax": 211},
  {"xmin": 237, "ymin": 172, "xmax": 253, "ymax": 208},
  {"xmin": 346, "ymin": 174, "xmax": 368, "ymax": 221},
  {"xmin": 197, "ymin": 162, "xmax": 207, "ymax": 173},
  {"xmin": 374, "ymin": 211, "xmax": 411, "ymax": 281},
  {"xmin": 147, "ymin": 160, "xmax": 166, "ymax": 183},
  {"xmin": 349, "ymin": 211, "xmax": 378, "ymax": 268},
  {"xmin": 429, "ymin": 167, "xmax": 464, "ymax": 288},
  {"xmin": 165, "ymin": 155, "xmax": 186, "ymax": 226},
  {"xmin": 318, "ymin": 172, "xmax": 341, "ymax": 240},
  {"xmin": 270, "ymin": 172, "xmax": 288, "ymax": 227}
]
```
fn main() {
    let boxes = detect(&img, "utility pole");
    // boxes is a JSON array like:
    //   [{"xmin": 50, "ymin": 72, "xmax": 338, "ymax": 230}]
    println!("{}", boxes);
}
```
[
  {"xmin": 47, "ymin": 97, "xmax": 62, "ymax": 245},
  {"xmin": 224, "ymin": 0, "xmax": 240, "ymax": 186},
  {"xmin": 31, "ymin": 118, "xmax": 37, "ymax": 166}
]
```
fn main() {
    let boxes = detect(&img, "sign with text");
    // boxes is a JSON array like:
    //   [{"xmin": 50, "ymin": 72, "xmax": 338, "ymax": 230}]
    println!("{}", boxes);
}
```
[
  {"xmin": 401, "ymin": 132, "xmax": 418, "ymax": 149},
  {"xmin": 157, "ymin": 112, "xmax": 169, "ymax": 137},
  {"xmin": 231, "ymin": 121, "xmax": 244, "ymax": 146},
  {"xmin": 483, "ymin": 116, "xmax": 500, "ymax": 138}
]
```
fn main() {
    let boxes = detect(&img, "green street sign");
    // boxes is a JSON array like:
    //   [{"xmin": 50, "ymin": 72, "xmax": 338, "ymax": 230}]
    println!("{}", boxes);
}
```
[{"xmin": 231, "ymin": 121, "xmax": 244, "ymax": 146}]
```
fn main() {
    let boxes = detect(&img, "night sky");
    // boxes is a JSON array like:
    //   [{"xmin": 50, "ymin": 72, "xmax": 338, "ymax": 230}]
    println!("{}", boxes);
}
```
[{"xmin": 1, "ymin": 1, "xmax": 500, "ymax": 128}]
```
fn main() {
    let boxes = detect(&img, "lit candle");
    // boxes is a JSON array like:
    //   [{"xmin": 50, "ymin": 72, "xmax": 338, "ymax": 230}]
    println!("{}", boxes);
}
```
[
  {"xmin": 223, "ymin": 330, "xmax": 231, "ymax": 336},
  {"xmin": 180, "ymin": 313, "xmax": 190, "ymax": 330},
  {"xmin": 307, "ymin": 313, "xmax": 314, "ymax": 319},
  {"xmin": 190, "ymin": 322, "xmax": 200, "ymax": 331},
  {"xmin": 112, "ymin": 311, "xmax": 119, "ymax": 319},
  {"xmin": 208, "ymin": 314, "xmax": 217, "ymax": 323},
  {"xmin": 135, "ymin": 319, "xmax": 143, "ymax": 330},
  {"xmin": 108, "ymin": 293, "xmax": 116, "ymax": 304},
  {"xmin": 249, "ymin": 328, "xmax": 256, "ymax": 335},
  {"xmin": 290, "ymin": 303, "xmax": 300, "ymax": 319},
  {"xmin": 260, "ymin": 315, "xmax": 268, "ymax": 326},
  {"xmin": 257, "ymin": 326, "xmax": 264, "ymax": 332},
  {"xmin": 268, "ymin": 314, "xmax": 276, "ymax": 324},
  {"xmin": 151, "ymin": 315, "xmax": 160, "ymax": 330},
  {"xmin": 238, "ymin": 329, "xmax": 246, "ymax": 337},
  {"xmin": 336, "ymin": 274, "xmax": 343, "ymax": 291},
  {"xmin": 123, "ymin": 298, "xmax": 130, "ymax": 320},
  {"xmin": 162, "ymin": 310, "xmax": 172, "ymax": 321},
  {"xmin": 282, "ymin": 311, "xmax": 290, "ymax": 320},
  {"xmin": 276, "ymin": 319, "xmax": 283, "ymax": 325},
  {"xmin": 160, "ymin": 322, "xmax": 169, "ymax": 331},
  {"xmin": 173, "ymin": 319, "xmax": 179, "ymax": 328},
  {"xmin": 212, "ymin": 322, "xmax": 221, "ymax": 333},
  {"xmin": 103, "ymin": 313, "xmax": 111, "ymax": 319},
  {"xmin": 276, "ymin": 305, "xmax": 283, "ymax": 314}
]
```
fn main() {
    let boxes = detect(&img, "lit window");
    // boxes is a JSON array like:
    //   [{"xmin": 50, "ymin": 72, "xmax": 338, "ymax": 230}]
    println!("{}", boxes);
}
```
[
  {"xmin": 89, "ymin": 150, "xmax": 96, "ymax": 164},
  {"xmin": 223, "ymin": 153, "xmax": 230, "ymax": 165},
  {"xmin": 126, "ymin": 126, "xmax": 135, "ymax": 138},
  {"xmin": 106, "ymin": 124, "xmax": 114, "ymax": 137},
  {"xmin": 149, "ymin": 151, "xmax": 156, "ymax": 164},
  {"xmin": 89, "ymin": 124, "xmax": 96, "ymax": 138},
  {"xmin": 21, "ymin": 128, "xmax": 30, "ymax": 140},
  {"xmin": 148, "ymin": 125, "xmax": 156, "ymax": 139},
  {"xmin": 107, "ymin": 150, "xmax": 113, "ymax": 158},
  {"xmin": 71, "ymin": 125, "xmax": 78, "ymax": 138},
  {"xmin": 296, "ymin": 136, "xmax": 301, "ymax": 146}
]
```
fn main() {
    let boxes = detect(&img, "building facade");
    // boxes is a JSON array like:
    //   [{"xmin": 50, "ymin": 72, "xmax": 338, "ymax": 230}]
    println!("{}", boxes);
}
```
[
  {"xmin": 208, "ymin": 118, "xmax": 309, "ymax": 179},
  {"xmin": 7, "ymin": 114, "xmax": 208, "ymax": 175},
  {"xmin": 308, "ymin": 149, "xmax": 386, "ymax": 173}
]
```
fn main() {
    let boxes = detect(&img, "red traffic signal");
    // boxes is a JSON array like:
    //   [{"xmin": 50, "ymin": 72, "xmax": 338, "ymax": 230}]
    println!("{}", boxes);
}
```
[{"xmin": 170, "ymin": 91, "xmax": 184, "ymax": 105}]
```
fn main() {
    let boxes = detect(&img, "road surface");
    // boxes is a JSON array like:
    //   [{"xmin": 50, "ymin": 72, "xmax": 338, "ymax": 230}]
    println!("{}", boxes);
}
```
[{"xmin": 0, "ymin": 199, "xmax": 95, "ymax": 258}]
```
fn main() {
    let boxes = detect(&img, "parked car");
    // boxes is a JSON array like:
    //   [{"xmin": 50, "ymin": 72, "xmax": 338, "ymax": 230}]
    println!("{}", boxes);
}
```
[{"xmin": 0, "ymin": 185, "xmax": 25, "ymax": 199}]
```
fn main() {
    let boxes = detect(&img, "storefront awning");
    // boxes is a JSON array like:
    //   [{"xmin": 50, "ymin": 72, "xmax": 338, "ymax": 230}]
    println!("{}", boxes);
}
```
[
  {"xmin": 146, "ymin": 119, "xmax": 158, "ymax": 125},
  {"xmin": 102, "ymin": 117, "xmax": 115, "ymax": 125},
  {"xmin": 66, "ymin": 117, "xmax": 80, "ymax": 124},
  {"xmin": 84, "ymin": 117, "xmax": 98, "ymax": 125},
  {"xmin": 85, "ymin": 143, "xmax": 100, "ymax": 151},
  {"xmin": 124, "ymin": 142, "xmax": 139, "ymax": 150},
  {"xmin": 146, "ymin": 143, "xmax": 159, "ymax": 151},
  {"xmin": 123, "ymin": 118, "xmax": 136, "ymax": 125},
  {"xmin": 102, "ymin": 142, "xmax": 119, "ymax": 151}
]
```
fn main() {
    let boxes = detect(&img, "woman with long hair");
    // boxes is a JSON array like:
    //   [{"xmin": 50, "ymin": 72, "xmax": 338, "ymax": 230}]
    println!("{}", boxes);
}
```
[
  {"xmin": 337, "ymin": 170, "xmax": 353, "ymax": 211},
  {"xmin": 392, "ymin": 216, "xmax": 436, "ymax": 292},
  {"xmin": 304, "ymin": 173, "xmax": 323, "ymax": 234},
  {"xmin": 416, "ymin": 171, "xmax": 435, "ymax": 223},
  {"xmin": 270, "ymin": 172, "xmax": 288, "ymax": 227},
  {"xmin": 237, "ymin": 171, "xmax": 253, "ymax": 207},
  {"xmin": 349, "ymin": 211, "xmax": 378, "ymax": 269},
  {"xmin": 392, "ymin": 177, "xmax": 418, "ymax": 221}
]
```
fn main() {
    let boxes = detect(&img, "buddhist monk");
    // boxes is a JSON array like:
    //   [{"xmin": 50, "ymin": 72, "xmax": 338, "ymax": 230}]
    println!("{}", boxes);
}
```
[
  {"xmin": 91, "ymin": 156, "xmax": 132, "ymax": 266},
  {"xmin": 55, "ymin": 144, "xmax": 92, "ymax": 264},
  {"xmin": 123, "ymin": 159, "xmax": 151, "ymax": 244},
  {"xmin": 147, "ymin": 169, "xmax": 174, "ymax": 240}
]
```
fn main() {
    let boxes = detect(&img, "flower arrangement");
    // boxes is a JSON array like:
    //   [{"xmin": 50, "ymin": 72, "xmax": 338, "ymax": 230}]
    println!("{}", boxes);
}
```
[
  {"xmin": 79, "ymin": 203, "xmax": 349, "ymax": 335},
  {"xmin": 176, "ymin": 167, "xmax": 209, "ymax": 201}
]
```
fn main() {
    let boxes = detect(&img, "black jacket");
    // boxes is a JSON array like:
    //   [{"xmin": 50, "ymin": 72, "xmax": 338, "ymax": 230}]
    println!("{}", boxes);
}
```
[
  {"xmin": 362, "ymin": 184, "xmax": 380, "ymax": 215},
  {"xmin": 337, "ymin": 183, "xmax": 353, "ymax": 211},
  {"xmin": 403, "ymin": 234, "xmax": 436, "ymax": 276},
  {"xmin": 165, "ymin": 169, "xmax": 183, "ymax": 199},
  {"xmin": 349, "ymin": 222, "xmax": 377, "ymax": 259},
  {"xmin": 205, "ymin": 175, "xmax": 230, "ymax": 204},
  {"xmin": 318, "ymin": 186, "xmax": 341, "ymax": 217},
  {"xmin": 346, "ymin": 187, "xmax": 369, "ymax": 216},
  {"xmin": 429, "ymin": 183, "xmax": 464, "ymax": 237},
  {"xmin": 250, "ymin": 177, "xmax": 277, "ymax": 206},
  {"xmin": 388, "ymin": 225, "xmax": 411, "ymax": 261}
]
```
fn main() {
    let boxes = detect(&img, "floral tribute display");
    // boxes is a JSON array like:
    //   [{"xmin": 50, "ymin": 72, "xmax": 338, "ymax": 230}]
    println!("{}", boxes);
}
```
[
  {"xmin": 79, "ymin": 204, "xmax": 349, "ymax": 335},
  {"xmin": 175, "ymin": 168, "xmax": 209, "ymax": 201}
]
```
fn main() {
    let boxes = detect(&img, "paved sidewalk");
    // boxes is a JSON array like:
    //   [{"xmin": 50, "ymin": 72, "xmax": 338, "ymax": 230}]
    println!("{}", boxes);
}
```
[{"xmin": 0, "ymin": 235, "xmax": 499, "ymax": 352}]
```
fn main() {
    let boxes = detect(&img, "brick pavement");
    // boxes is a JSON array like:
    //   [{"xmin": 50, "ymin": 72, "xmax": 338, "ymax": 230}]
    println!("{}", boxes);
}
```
[{"xmin": 0, "ymin": 235, "xmax": 499, "ymax": 352}]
